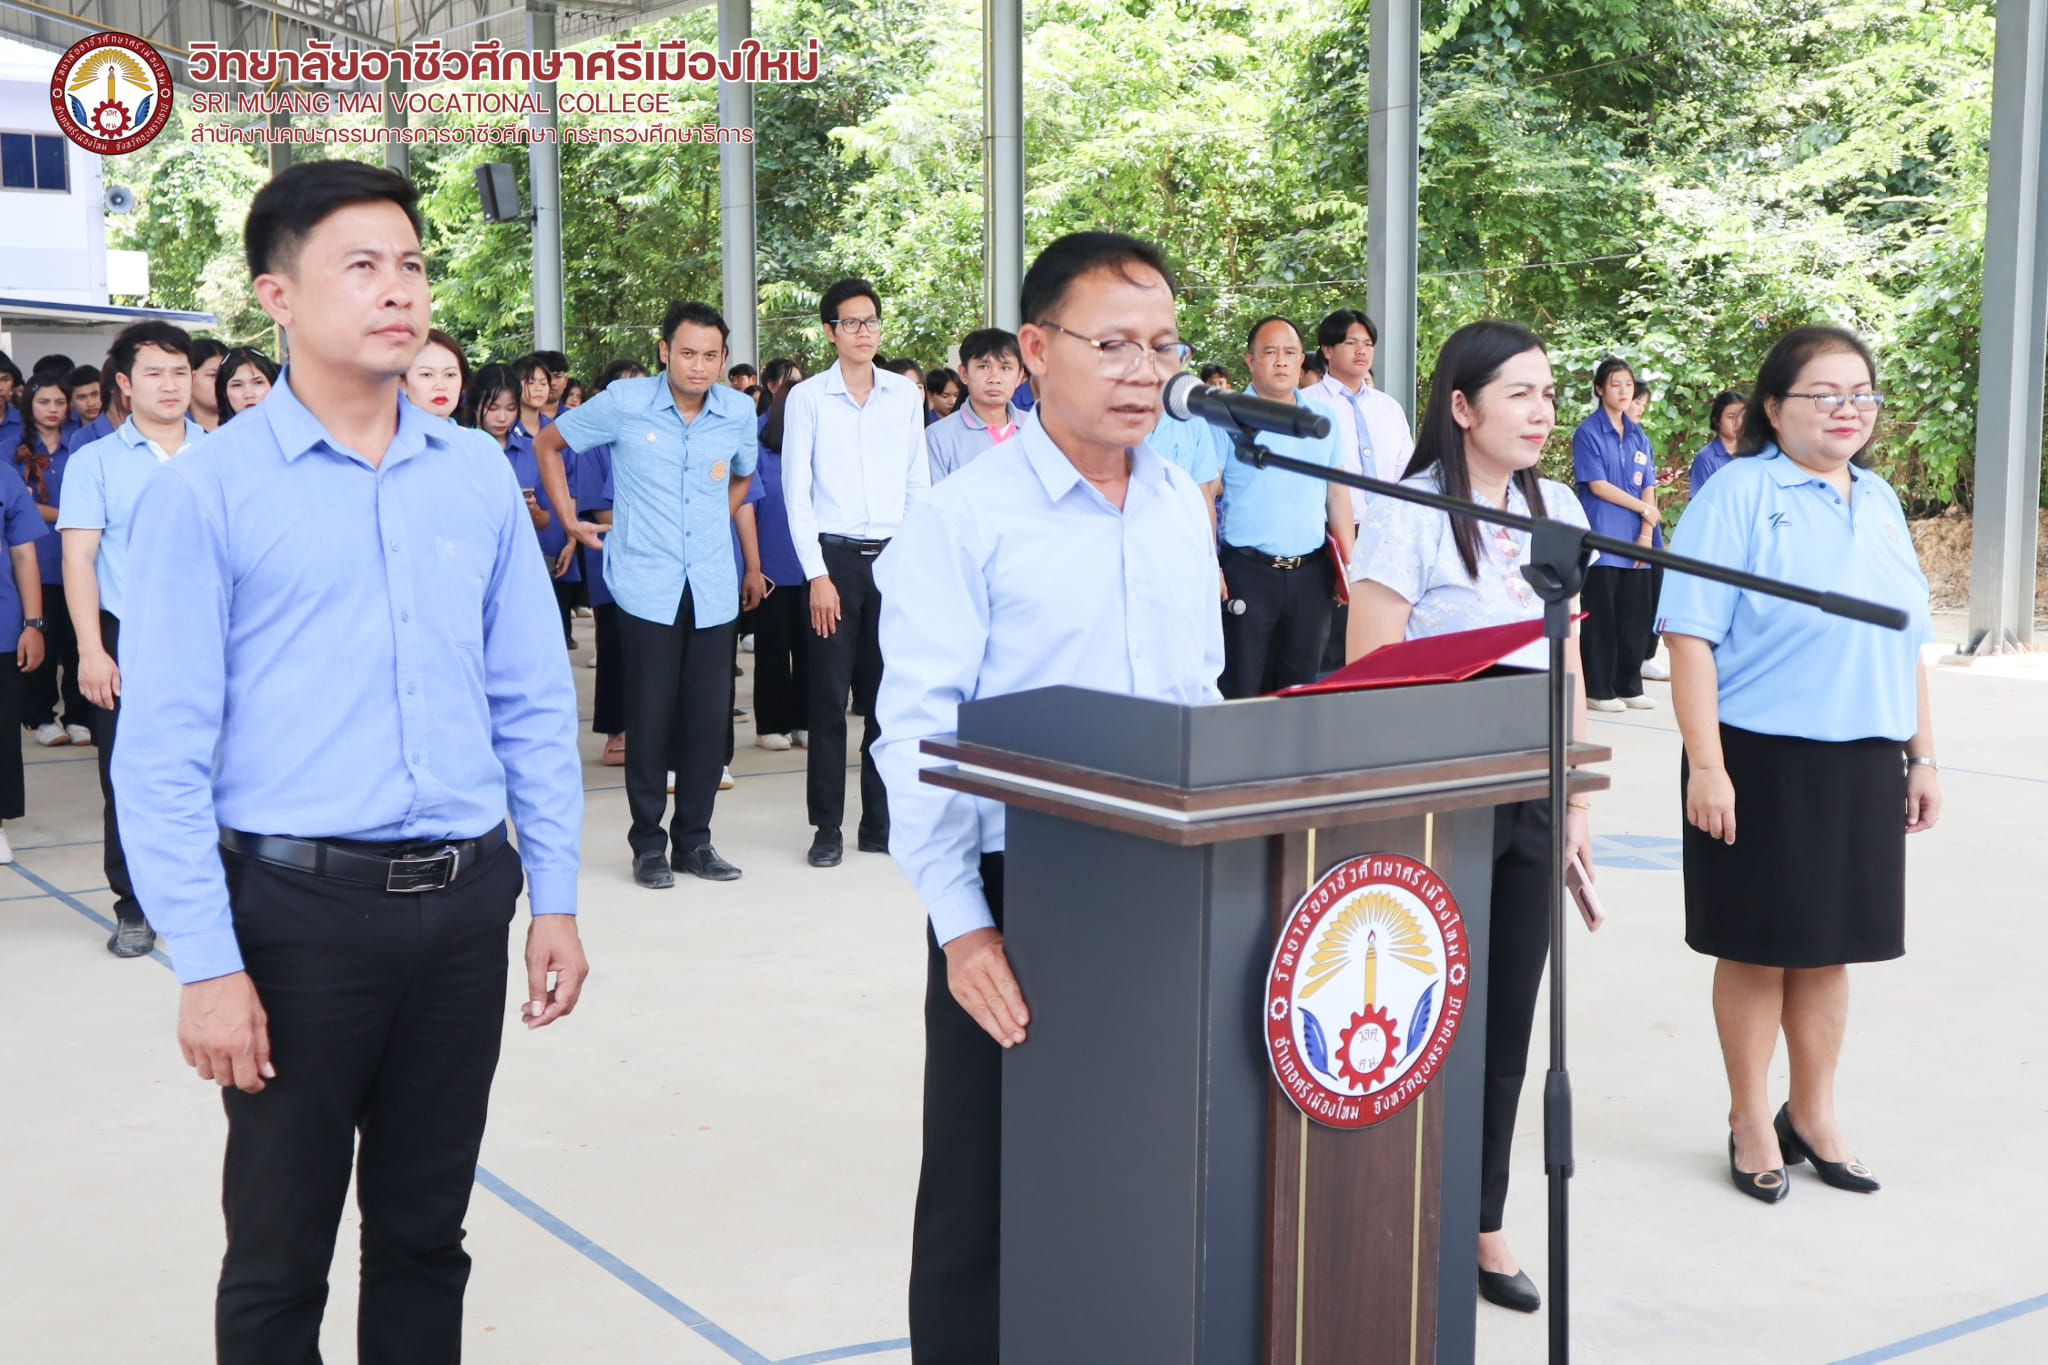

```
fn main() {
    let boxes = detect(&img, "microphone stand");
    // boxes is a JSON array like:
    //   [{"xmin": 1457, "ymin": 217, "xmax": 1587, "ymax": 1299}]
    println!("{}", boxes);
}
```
[{"xmin": 1219, "ymin": 427, "xmax": 1907, "ymax": 1365}]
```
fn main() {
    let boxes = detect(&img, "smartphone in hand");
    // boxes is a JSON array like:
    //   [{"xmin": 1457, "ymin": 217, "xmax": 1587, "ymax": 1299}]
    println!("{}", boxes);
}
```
[{"xmin": 1567, "ymin": 852, "xmax": 1605, "ymax": 931}]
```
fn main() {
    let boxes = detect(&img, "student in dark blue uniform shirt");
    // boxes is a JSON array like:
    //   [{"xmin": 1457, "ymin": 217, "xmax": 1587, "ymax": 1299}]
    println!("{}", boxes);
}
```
[
  {"xmin": 1571, "ymin": 357, "xmax": 1661, "ymax": 710},
  {"xmin": 467, "ymin": 363, "xmax": 558, "ymax": 548},
  {"xmin": 14, "ymin": 371, "xmax": 85, "ymax": 747}
]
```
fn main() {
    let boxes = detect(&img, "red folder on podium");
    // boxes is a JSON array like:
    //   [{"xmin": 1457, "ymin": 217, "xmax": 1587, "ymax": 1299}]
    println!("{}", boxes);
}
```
[{"xmin": 1278, "ymin": 615, "xmax": 1581, "ymax": 696}]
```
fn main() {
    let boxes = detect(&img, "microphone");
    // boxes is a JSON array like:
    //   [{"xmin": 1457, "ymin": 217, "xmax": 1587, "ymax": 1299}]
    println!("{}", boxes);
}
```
[{"xmin": 1162, "ymin": 372, "xmax": 1331, "ymax": 441}]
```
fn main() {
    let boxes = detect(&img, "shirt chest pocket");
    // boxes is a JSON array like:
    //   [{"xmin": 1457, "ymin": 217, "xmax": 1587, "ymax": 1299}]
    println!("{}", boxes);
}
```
[{"xmin": 432, "ymin": 535, "xmax": 493, "ymax": 652}]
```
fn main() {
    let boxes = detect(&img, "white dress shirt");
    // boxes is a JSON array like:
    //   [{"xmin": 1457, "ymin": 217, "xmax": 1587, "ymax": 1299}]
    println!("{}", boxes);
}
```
[
  {"xmin": 1310, "ymin": 373, "xmax": 1415, "ymax": 524},
  {"xmin": 780, "ymin": 360, "xmax": 932, "ymax": 581},
  {"xmin": 873, "ymin": 412, "xmax": 1225, "ymax": 945}
]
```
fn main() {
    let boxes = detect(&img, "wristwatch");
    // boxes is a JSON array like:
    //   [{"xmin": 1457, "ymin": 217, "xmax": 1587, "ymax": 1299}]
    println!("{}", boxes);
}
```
[{"xmin": 22, "ymin": 617, "xmax": 43, "ymax": 631}]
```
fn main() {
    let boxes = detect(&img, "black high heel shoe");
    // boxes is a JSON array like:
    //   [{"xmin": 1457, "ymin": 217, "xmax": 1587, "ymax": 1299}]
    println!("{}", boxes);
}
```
[
  {"xmin": 1775, "ymin": 1103, "xmax": 1881, "ymax": 1193},
  {"xmin": 1728, "ymin": 1133, "xmax": 1788, "ymax": 1203},
  {"xmin": 1477, "ymin": 1267, "xmax": 1541, "ymax": 1313}
]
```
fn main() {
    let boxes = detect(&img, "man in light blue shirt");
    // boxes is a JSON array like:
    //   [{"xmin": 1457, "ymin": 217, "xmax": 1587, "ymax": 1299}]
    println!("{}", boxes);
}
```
[
  {"xmin": 539, "ymin": 300, "xmax": 759, "ymax": 888},
  {"xmin": 874, "ymin": 231, "xmax": 1223, "ymax": 1362},
  {"xmin": 112, "ymin": 161, "xmax": 587, "ymax": 1361},
  {"xmin": 56, "ymin": 320, "xmax": 206, "ymax": 958},
  {"xmin": 925, "ymin": 327, "xmax": 1024, "ymax": 481},
  {"xmin": 1215, "ymin": 315, "xmax": 1352, "ymax": 698}
]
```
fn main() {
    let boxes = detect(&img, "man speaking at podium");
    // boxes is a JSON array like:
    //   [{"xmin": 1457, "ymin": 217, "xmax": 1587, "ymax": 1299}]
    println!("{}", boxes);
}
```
[{"xmin": 874, "ymin": 233, "xmax": 1225, "ymax": 1362}]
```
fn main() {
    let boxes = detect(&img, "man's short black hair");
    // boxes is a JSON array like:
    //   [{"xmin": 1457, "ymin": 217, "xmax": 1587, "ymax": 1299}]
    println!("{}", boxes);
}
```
[
  {"xmin": 819, "ymin": 278, "xmax": 881, "ymax": 327},
  {"xmin": 1244, "ymin": 315, "xmax": 1299, "ymax": 351},
  {"xmin": 1020, "ymin": 232, "xmax": 1177, "ymax": 325},
  {"xmin": 535, "ymin": 349, "xmax": 569, "ymax": 374},
  {"xmin": 659, "ymin": 299, "xmax": 731, "ymax": 349},
  {"xmin": 30, "ymin": 352, "xmax": 74, "ymax": 379},
  {"xmin": 958, "ymin": 328, "xmax": 1021, "ymax": 367},
  {"xmin": 1315, "ymin": 308, "xmax": 1378, "ymax": 350},
  {"xmin": 244, "ymin": 159, "xmax": 424, "ymax": 278},
  {"xmin": 66, "ymin": 363, "xmax": 100, "ymax": 389},
  {"xmin": 1198, "ymin": 362, "xmax": 1230, "ymax": 385},
  {"xmin": 107, "ymin": 320, "xmax": 194, "ymax": 380},
  {"xmin": 727, "ymin": 362, "xmax": 758, "ymax": 381},
  {"xmin": 1301, "ymin": 350, "xmax": 1327, "ymax": 378}
]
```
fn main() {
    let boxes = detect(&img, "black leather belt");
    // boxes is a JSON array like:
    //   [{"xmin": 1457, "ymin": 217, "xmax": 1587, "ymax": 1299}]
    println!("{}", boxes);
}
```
[
  {"xmin": 819, "ymin": 533, "xmax": 890, "ymax": 557},
  {"xmin": 219, "ymin": 823, "xmax": 508, "ymax": 893},
  {"xmin": 1223, "ymin": 543, "xmax": 1314, "ymax": 570}
]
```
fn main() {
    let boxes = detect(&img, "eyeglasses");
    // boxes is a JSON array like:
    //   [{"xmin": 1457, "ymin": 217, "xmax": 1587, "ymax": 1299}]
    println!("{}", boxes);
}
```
[
  {"xmin": 1786, "ymin": 391, "xmax": 1884, "ymax": 413},
  {"xmin": 827, "ymin": 316, "xmax": 881, "ymax": 335},
  {"xmin": 1039, "ymin": 321, "xmax": 1195, "ymax": 377}
]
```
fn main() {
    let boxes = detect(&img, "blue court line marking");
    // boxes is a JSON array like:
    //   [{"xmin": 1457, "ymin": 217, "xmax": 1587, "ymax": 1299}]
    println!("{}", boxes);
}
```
[
  {"xmin": 21, "ymin": 851, "xmax": 909, "ymax": 1365},
  {"xmin": 0, "ymin": 882, "xmax": 105, "ymax": 901},
  {"xmin": 1829, "ymin": 1291, "xmax": 2048, "ymax": 1363},
  {"xmin": 10, "ymin": 858, "xmax": 172, "ymax": 967},
  {"xmin": 1587, "ymin": 718, "xmax": 2048, "ymax": 786}
]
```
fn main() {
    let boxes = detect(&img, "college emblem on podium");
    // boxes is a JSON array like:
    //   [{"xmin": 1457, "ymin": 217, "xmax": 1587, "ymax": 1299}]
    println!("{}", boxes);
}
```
[
  {"xmin": 50, "ymin": 34, "xmax": 173, "ymax": 157},
  {"xmin": 1264, "ymin": 853, "xmax": 1468, "ymax": 1129}
]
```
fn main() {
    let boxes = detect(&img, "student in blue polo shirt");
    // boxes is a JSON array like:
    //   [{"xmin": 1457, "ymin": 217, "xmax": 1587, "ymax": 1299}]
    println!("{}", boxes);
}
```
[
  {"xmin": 467, "ymin": 363, "xmax": 556, "ymax": 537},
  {"xmin": 1660, "ymin": 326, "xmax": 1937, "ymax": 1206},
  {"xmin": 511, "ymin": 352, "xmax": 579, "ymax": 646},
  {"xmin": 1572, "ymin": 357, "xmax": 1660, "ymax": 710},
  {"xmin": 538, "ymin": 301, "xmax": 760, "ymax": 889},
  {"xmin": 1215, "ymin": 316, "xmax": 1352, "ymax": 698},
  {"xmin": 926, "ymin": 328, "xmax": 1024, "ymax": 482},
  {"xmin": 110, "ymin": 160, "xmax": 586, "ymax": 1358},
  {"xmin": 57, "ymin": 320, "xmax": 205, "ymax": 959}
]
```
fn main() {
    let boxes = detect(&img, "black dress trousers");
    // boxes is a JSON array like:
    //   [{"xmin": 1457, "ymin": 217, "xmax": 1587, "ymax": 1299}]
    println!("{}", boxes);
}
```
[
  {"xmin": 1218, "ymin": 546, "xmax": 1336, "ymax": 700},
  {"xmin": 619, "ymin": 586, "xmax": 735, "ymax": 859},
  {"xmin": 92, "ymin": 610, "xmax": 141, "ymax": 924},
  {"xmin": 806, "ymin": 540, "xmax": 888, "ymax": 837},
  {"xmin": 1579, "ymin": 565, "xmax": 1654, "ymax": 701},
  {"xmin": 23, "ymin": 578, "xmax": 86, "ymax": 729},
  {"xmin": 749, "ymin": 582, "xmax": 811, "ymax": 737},
  {"xmin": 214, "ymin": 840, "xmax": 522, "ymax": 1365},
  {"xmin": 1480, "ymin": 798, "xmax": 1553, "ymax": 1233},
  {"xmin": 0, "ymin": 648, "xmax": 23, "ymax": 819},
  {"xmin": 589, "ymin": 602, "xmax": 625, "ymax": 737},
  {"xmin": 909, "ymin": 853, "xmax": 1005, "ymax": 1365}
]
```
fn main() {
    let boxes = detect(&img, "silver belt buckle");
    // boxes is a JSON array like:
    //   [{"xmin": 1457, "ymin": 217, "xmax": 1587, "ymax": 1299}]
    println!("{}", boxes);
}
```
[{"xmin": 386, "ymin": 845, "xmax": 460, "ymax": 893}]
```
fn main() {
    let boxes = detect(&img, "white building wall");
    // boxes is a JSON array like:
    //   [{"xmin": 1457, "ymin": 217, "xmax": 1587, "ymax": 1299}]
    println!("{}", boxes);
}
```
[{"xmin": 0, "ymin": 55, "xmax": 107, "ymax": 307}]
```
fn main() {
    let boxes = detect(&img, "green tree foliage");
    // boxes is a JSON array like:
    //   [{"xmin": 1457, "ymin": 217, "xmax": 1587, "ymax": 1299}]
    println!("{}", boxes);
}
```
[{"xmin": 109, "ymin": 0, "xmax": 2007, "ymax": 505}]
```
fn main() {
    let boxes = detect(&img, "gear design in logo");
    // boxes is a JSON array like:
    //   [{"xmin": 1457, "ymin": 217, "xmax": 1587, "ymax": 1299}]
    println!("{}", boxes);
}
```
[
  {"xmin": 1336, "ymin": 1005, "xmax": 1400, "ymax": 1093},
  {"xmin": 90, "ymin": 99, "xmax": 131, "ymax": 135}
]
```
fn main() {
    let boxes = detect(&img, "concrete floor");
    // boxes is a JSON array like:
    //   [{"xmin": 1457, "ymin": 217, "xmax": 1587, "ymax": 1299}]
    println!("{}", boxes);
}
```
[{"xmin": 4, "ymin": 614, "xmax": 2043, "ymax": 1364}]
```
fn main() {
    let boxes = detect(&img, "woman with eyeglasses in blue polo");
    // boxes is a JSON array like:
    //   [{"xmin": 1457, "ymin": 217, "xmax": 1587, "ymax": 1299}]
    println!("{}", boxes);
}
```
[{"xmin": 1658, "ymin": 325, "xmax": 1939, "ymax": 1206}]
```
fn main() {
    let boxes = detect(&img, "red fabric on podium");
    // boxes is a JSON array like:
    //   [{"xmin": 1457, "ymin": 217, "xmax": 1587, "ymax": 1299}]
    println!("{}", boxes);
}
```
[{"xmin": 1277, "ymin": 615, "xmax": 1584, "ymax": 695}]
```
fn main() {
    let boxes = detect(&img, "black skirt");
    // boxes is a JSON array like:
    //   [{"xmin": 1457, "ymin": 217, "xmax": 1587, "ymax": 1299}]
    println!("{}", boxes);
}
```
[{"xmin": 1682, "ymin": 724, "xmax": 1906, "ymax": 968}]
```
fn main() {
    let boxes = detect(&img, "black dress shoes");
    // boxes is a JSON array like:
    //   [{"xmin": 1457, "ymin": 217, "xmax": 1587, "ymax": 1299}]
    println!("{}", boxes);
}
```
[
  {"xmin": 1775, "ymin": 1103, "xmax": 1880, "ymax": 1193},
  {"xmin": 1728, "ymin": 1133, "xmax": 1789, "ymax": 1203},
  {"xmin": 808, "ymin": 826, "xmax": 843, "ymax": 867},
  {"xmin": 632, "ymin": 852, "xmax": 675, "ymax": 889},
  {"xmin": 106, "ymin": 917, "xmax": 155, "ymax": 958},
  {"xmin": 676, "ymin": 845, "xmax": 742, "ymax": 882},
  {"xmin": 1478, "ymin": 1268, "xmax": 1541, "ymax": 1313},
  {"xmin": 856, "ymin": 826, "xmax": 890, "ymax": 854}
]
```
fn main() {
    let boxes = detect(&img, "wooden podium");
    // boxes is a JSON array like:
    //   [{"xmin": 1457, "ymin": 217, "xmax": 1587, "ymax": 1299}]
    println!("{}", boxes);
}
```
[{"xmin": 921, "ymin": 674, "xmax": 1607, "ymax": 1364}]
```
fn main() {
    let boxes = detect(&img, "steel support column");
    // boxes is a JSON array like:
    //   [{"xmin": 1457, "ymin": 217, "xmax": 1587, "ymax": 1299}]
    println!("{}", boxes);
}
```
[
  {"xmin": 718, "ymin": 0, "xmax": 758, "ymax": 367},
  {"xmin": 526, "ymin": 2, "xmax": 564, "ymax": 353},
  {"xmin": 1968, "ymin": 0, "xmax": 2048, "ymax": 652},
  {"xmin": 1367, "ymin": 0, "xmax": 1420, "ymax": 421},
  {"xmin": 983, "ymin": 0, "xmax": 1024, "ymax": 331}
]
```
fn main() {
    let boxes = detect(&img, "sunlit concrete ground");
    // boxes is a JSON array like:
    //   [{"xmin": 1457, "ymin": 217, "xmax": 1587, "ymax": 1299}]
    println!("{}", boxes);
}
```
[{"xmin": 4, "ymin": 611, "xmax": 2043, "ymax": 1364}]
